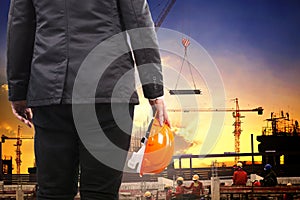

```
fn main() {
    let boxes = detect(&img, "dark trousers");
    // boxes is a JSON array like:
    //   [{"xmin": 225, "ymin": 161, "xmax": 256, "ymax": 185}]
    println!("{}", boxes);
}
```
[{"xmin": 32, "ymin": 104, "xmax": 134, "ymax": 200}]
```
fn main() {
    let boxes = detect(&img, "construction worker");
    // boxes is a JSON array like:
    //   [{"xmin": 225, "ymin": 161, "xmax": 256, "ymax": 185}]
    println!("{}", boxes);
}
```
[
  {"xmin": 144, "ymin": 191, "xmax": 153, "ymax": 200},
  {"xmin": 164, "ymin": 184, "xmax": 173, "ymax": 200},
  {"xmin": 232, "ymin": 162, "xmax": 248, "ymax": 186},
  {"xmin": 261, "ymin": 164, "xmax": 278, "ymax": 186},
  {"xmin": 173, "ymin": 177, "xmax": 185, "ymax": 199},
  {"xmin": 284, "ymin": 183, "xmax": 293, "ymax": 200},
  {"xmin": 184, "ymin": 174, "xmax": 204, "ymax": 199}
]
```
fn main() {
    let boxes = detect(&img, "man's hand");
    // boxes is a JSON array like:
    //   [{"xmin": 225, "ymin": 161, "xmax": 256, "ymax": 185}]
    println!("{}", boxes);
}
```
[
  {"xmin": 149, "ymin": 98, "xmax": 170, "ymax": 127},
  {"xmin": 11, "ymin": 100, "xmax": 33, "ymax": 128}
]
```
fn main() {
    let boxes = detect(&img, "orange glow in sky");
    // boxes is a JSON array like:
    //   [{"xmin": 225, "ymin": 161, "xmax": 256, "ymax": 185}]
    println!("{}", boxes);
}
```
[
  {"xmin": 1, "ymin": 1, "xmax": 300, "ymax": 174},
  {"xmin": 1, "ymin": 43, "xmax": 300, "ymax": 173}
]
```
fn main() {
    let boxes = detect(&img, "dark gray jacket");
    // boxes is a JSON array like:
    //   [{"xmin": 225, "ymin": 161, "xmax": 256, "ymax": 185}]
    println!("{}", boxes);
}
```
[{"xmin": 7, "ymin": 0, "xmax": 163, "ymax": 106}]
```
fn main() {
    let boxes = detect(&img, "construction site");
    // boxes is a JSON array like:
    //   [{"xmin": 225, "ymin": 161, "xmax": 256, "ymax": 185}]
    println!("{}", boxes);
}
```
[
  {"xmin": 1, "ymin": 0, "xmax": 300, "ymax": 200},
  {"xmin": 1, "ymin": 107, "xmax": 300, "ymax": 199}
]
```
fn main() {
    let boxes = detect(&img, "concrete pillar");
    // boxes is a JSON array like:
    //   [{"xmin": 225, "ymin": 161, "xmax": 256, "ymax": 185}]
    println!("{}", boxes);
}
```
[
  {"xmin": 0, "ymin": 181, "xmax": 4, "ymax": 191},
  {"xmin": 211, "ymin": 177, "xmax": 220, "ymax": 200},
  {"xmin": 16, "ymin": 186, "xmax": 24, "ymax": 200}
]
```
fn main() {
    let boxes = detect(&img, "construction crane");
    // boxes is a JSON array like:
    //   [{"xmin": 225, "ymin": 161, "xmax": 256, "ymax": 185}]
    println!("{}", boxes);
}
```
[
  {"xmin": 1, "ymin": 125, "xmax": 33, "ymax": 174},
  {"xmin": 154, "ymin": 0, "xmax": 176, "ymax": 28},
  {"xmin": 168, "ymin": 98, "xmax": 263, "ymax": 163},
  {"xmin": 151, "ymin": 3, "xmax": 263, "ymax": 162}
]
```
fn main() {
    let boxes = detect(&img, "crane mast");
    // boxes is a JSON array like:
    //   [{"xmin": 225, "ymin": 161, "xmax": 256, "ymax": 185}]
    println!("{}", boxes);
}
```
[
  {"xmin": 233, "ymin": 98, "xmax": 244, "ymax": 163},
  {"xmin": 1, "ymin": 126, "xmax": 33, "ymax": 174},
  {"xmin": 14, "ymin": 126, "xmax": 22, "ymax": 174}
]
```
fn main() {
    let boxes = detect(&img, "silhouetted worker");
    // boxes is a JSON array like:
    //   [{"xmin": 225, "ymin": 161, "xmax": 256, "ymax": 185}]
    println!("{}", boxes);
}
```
[
  {"xmin": 261, "ymin": 164, "xmax": 278, "ymax": 186},
  {"xmin": 6, "ymin": 0, "xmax": 170, "ymax": 199},
  {"xmin": 232, "ymin": 162, "xmax": 248, "ymax": 186}
]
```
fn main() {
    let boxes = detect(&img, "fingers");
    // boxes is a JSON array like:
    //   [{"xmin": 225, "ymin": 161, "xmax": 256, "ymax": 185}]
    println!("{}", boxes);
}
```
[
  {"xmin": 149, "ymin": 98, "xmax": 171, "ymax": 127},
  {"xmin": 12, "ymin": 108, "xmax": 33, "ymax": 128},
  {"xmin": 25, "ymin": 108, "xmax": 33, "ymax": 122},
  {"xmin": 11, "ymin": 101, "xmax": 33, "ymax": 128},
  {"xmin": 25, "ymin": 108, "xmax": 33, "ymax": 127}
]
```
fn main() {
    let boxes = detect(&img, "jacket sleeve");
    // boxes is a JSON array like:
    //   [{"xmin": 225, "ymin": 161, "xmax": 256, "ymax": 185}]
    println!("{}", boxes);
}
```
[
  {"xmin": 118, "ymin": 0, "xmax": 164, "ymax": 99},
  {"xmin": 184, "ymin": 183, "xmax": 193, "ymax": 190},
  {"xmin": 6, "ymin": 0, "xmax": 36, "ymax": 101}
]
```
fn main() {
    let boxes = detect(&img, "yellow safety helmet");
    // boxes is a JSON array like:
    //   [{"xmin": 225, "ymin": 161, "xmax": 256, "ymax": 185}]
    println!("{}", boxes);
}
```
[
  {"xmin": 177, "ymin": 177, "xmax": 184, "ymax": 181},
  {"xmin": 127, "ymin": 118, "xmax": 174, "ymax": 176},
  {"xmin": 164, "ymin": 184, "xmax": 171, "ymax": 189},
  {"xmin": 144, "ymin": 191, "xmax": 152, "ymax": 197},
  {"xmin": 237, "ymin": 162, "xmax": 243, "ymax": 168},
  {"xmin": 192, "ymin": 174, "xmax": 199, "ymax": 181}
]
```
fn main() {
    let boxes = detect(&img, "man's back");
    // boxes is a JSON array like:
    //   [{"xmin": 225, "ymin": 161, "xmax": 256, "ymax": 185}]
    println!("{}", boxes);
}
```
[
  {"xmin": 263, "ymin": 170, "xmax": 278, "ymax": 186},
  {"xmin": 233, "ymin": 169, "xmax": 248, "ymax": 186},
  {"xmin": 7, "ymin": 0, "xmax": 163, "ymax": 106}
]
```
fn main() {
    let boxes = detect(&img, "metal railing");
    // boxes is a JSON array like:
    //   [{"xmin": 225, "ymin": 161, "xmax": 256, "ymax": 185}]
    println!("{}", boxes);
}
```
[{"xmin": 2, "ymin": 174, "xmax": 37, "ymax": 185}]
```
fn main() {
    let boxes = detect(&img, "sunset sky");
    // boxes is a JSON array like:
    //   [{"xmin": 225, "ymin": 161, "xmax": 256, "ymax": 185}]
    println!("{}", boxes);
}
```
[{"xmin": 1, "ymin": 0, "xmax": 300, "ymax": 173}]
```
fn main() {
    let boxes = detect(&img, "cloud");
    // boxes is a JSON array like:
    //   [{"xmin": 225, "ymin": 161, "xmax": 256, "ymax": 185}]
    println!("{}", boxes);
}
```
[
  {"xmin": 214, "ymin": 50, "xmax": 300, "ymax": 109},
  {"xmin": 173, "ymin": 134, "xmax": 192, "ymax": 155},
  {"xmin": 1, "ymin": 83, "xmax": 8, "ymax": 91},
  {"xmin": 0, "ymin": 124, "xmax": 15, "ymax": 135}
]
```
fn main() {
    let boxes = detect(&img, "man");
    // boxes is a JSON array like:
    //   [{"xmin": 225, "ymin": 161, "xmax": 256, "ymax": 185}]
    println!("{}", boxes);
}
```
[
  {"xmin": 6, "ymin": 0, "xmax": 169, "ymax": 199},
  {"xmin": 232, "ymin": 162, "xmax": 248, "ymax": 186},
  {"xmin": 173, "ymin": 177, "xmax": 185, "ymax": 200},
  {"xmin": 184, "ymin": 174, "xmax": 204, "ymax": 199},
  {"xmin": 164, "ymin": 184, "xmax": 173, "ymax": 200},
  {"xmin": 261, "ymin": 164, "xmax": 278, "ymax": 187},
  {"xmin": 144, "ymin": 191, "xmax": 154, "ymax": 200}
]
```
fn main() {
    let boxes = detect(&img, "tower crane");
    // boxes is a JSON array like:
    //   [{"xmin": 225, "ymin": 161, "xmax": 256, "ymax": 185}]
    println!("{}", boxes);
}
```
[
  {"xmin": 168, "ymin": 98, "xmax": 263, "ymax": 163},
  {"xmin": 1, "ymin": 125, "xmax": 33, "ymax": 174},
  {"xmin": 154, "ymin": 0, "xmax": 176, "ymax": 28},
  {"xmin": 151, "ymin": 2, "xmax": 263, "ymax": 162}
]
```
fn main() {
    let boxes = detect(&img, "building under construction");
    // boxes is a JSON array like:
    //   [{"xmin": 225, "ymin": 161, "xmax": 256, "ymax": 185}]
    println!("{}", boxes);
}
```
[
  {"xmin": 125, "ymin": 109, "xmax": 300, "ymax": 182},
  {"xmin": 257, "ymin": 111, "xmax": 300, "ymax": 177}
]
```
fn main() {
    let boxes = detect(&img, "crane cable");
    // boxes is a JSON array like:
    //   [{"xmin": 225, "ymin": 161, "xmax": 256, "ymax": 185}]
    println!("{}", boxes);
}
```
[
  {"xmin": 173, "ymin": 2, "xmax": 197, "ymax": 91},
  {"xmin": 174, "ymin": 38, "xmax": 197, "ymax": 90}
]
